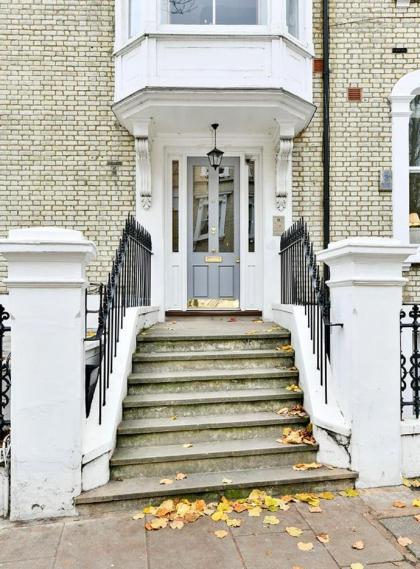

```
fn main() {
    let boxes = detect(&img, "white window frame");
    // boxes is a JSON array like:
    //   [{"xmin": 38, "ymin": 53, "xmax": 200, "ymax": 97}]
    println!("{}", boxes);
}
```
[
  {"xmin": 390, "ymin": 70, "xmax": 420, "ymax": 264},
  {"xmin": 160, "ymin": 0, "xmax": 268, "ymax": 26}
]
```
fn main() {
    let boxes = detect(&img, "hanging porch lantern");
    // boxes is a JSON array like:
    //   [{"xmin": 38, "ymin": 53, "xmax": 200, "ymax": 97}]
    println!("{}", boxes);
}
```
[{"xmin": 207, "ymin": 123, "xmax": 224, "ymax": 170}]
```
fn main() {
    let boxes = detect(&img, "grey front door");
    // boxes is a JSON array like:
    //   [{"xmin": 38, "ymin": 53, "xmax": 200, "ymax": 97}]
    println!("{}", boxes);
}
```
[{"xmin": 187, "ymin": 157, "xmax": 240, "ymax": 309}]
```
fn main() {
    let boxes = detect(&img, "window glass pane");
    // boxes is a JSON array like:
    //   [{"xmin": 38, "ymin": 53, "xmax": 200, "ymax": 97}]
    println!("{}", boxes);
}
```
[
  {"xmin": 218, "ymin": 166, "xmax": 235, "ymax": 253},
  {"xmin": 410, "ymin": 95, "xmax": 420, "ymax": 167},
  {"xmin": 172, "ymin": 161, "xmax": 179, "ymax": 253},
  {"xmin": 193, "ymin": 166, "xmax": 209, "ymax": 252},
  {"xmin": 216, "ymin": 0, "xmax": 259, "ymax": 25},
  {"xmin": 248, "ymin": 160, "xmax": 255, "ymax": 253},
  {"xmin": 167, "ymin": 0, "xmax": 212, "ymax": 24},
  {"xmin": 410, "ymin": 173, "xmax": 420, "ymax": 243},
  {"xmin": 128, "ymin": 0, "xmax": 141, "ymax": 38},
  {"xmin": 286, "ymin": 0, "xmax": 299, "ymax": 38}
]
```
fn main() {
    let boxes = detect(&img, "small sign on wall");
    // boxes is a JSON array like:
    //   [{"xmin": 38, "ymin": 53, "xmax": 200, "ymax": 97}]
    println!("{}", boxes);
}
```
[
  {"xmin": 380, "ymin": 169, "xmax": 393, "ymax": 192},
  {"xmin": 273, "ymin": 216, "xmax": 285, "ymax": 237}
]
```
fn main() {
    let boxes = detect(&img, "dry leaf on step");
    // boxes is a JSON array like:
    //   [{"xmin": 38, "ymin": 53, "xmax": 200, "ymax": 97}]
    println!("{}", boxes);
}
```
[
  {"xmin": 397, "ymin": 536, "xmax": 413, "ymax": 547},
  {"xmin": 159, "ymin": 478, "xmax": 173, "ymax": 486},
  {"xmin": 170, "ymin": 520, "xmax": 184, "ymax": 530},
  {"xmin": 339, "ymin": 488, "xmax": 359, "ymax": 498},
  {"xmin": 316, "ymin": 533, "xmax": 330, "ymax": 544},
  {"xmin": 286, "ymin": 384, "xmax": 302, "ymax": 392},
  {"xmin": 222, "ymin": 478, "xmax": 233, "ymax": 485},
  {"xmin": 413, "ymin": 499, "xmax": 420, "ymax": 507},
  {"xmin": 182, "ymin": 443, "xmax": 193, "ymax": 448},
  {"xmin": 146, "ymin": 518, "xmax": 168, "ymax": 531},
  {"xmin": 393, "ymin": 501, "xmax": 406, "ymax": 509},
  {"xmin": 277, "ymin": 407, "xmax": 289, "ymax": 415},
  {"xmin": 226, "ymin": 518, "xmax": 242, "ymax": 527},
  {"xmin": 175, "ymin": 472, "xmax": 187, "ymax": 480},
  {"xmin": 132, "ymin": 511, "xmax": 145, "ymax": 520},
  {"xmin": 415, "ymin": 514, "xmax": 420, "ymax": 522},
  {"xmin": 248, "ymin": 506, "xmax": 262, "ymax": 517},
  {"xmin": 297, "ymin": 542, "xmax": 314, "ymax": 551},
  {"xmin": 286, "ymin": 527, "xmax": 303, "ymax": 537},
  {"xmin": 352, "ymin": 541, "xmax": 365, "ymax": 550},
  {"xmin": 214, "ymin": 530, "xmax": 228, "ymax": 539},
  {"xmin": 318, "ymin": 492, "xmax": 335, "ymax": 500},
  {"xmin": 293, "ymin": 463, "xmax": 323, "ymax": 471},
  {"xmin": 232, "ymin": 502, "xmax": 248, "ymax": 513},
  {"xmin": 263, "ymin": 516, "xmax": 280, "ymax": 526},
  {"xmin": 309, "ymin": 505, "xmax": 323, "ymax": 513}
]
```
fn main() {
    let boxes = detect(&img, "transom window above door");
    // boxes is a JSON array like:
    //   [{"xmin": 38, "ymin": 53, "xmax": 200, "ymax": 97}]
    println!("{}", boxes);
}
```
[{"xmin": 161, "ymin": 0, "xmax": 268, "ymax": 25}]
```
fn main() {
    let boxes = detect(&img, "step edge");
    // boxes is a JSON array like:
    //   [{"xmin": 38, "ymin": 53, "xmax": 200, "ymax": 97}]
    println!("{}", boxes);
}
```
[
  {"xmin": 123, "ymin": 391, "xmax": 303, "ymax": 407},
  {"xmin": 128, "ymin": 369, "xmax": 299, "ymax": 383}
]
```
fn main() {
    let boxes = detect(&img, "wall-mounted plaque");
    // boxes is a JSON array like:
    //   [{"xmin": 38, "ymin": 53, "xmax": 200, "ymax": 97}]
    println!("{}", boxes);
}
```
[
  {"xmin": 273, "ymin": 216, "xmax": 285, "ymax": 237},
  {"xmin": 380, "ymin": 169, "xmax": 393, "ymax": 191}
]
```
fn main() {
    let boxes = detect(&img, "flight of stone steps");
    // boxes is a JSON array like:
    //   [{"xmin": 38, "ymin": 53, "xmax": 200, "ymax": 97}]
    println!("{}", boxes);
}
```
[{"xmin": 77, "ymin": 318, "xmax": 356, "ymax": 513}]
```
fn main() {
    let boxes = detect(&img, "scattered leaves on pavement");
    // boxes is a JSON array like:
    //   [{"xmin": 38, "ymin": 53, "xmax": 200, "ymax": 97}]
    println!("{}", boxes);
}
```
[
  {"xmin": 286, "ymin": 526, "xmax": 303, "ymax": 537},
  {"xmin": 403, "ymin": 478, "xmax": 420, "ymax": 488},
  {"xmin": 318, "ymin": 492, "xmax": 335, "ymax": 500},
  {"xmin": 393, "ymin": 501, "xmax": 406, "ymax": 509},
  {"xmin": 146, "ymin": 518, "xmax": 168, "ymax": 531},
  {"xmin": 226, "ymin": 518, "xmax": 242, "ymax": 527},
  {"xmin": 339, "ymin": 488, "xmax": 359, "ymax": 498},
  {"xmin": 170, "ymin": 520, "xmax": 184, "ymax": 530},
  {"xmin": 297, "ymin": 542, "xmax": 314, "ymax": 551},
  {"xmin": 248, "ymin": 506, "xmax": 262, "ymax": 517},
  {"xmin": 397, "ymin": 536, "xmax": 413, "ymax": 547},
  {"xmin": 295, "ymin": 493, "xmax": 320, "ymax": 507},
  {"xmin": 352, "ymin": 541, "xmax": 365, "ymax": 550},
  {"xmin": 293, "ymin": 463, "xmax": 323, "ymax": 471},
  {"xmin": 214, "ymin": 530, "xmax": 228, "ymax": 539}
]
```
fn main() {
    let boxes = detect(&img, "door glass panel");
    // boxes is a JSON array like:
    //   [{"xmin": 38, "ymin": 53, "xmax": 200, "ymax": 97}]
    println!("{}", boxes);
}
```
[
  {"xmin": 248, "ymin": 160, "xmax": 255, "ymax": 252},
  {"xmin": 216, "ymin": 0, "xmax": 259, "ymax": 24},
  {"xmin": 172, "ymin": 161, "xmax": 179, "ymax": 253},
  {"xmin": 167, "ymin": 0, "xmax": 212, "ymax": 24},
  {"xmin": 218, "ymin": 166, "xmax": 234, "ymax": 253},
  {"xmin": 192, "ymin": 166, "xmax": 209, "ymax": 252}
]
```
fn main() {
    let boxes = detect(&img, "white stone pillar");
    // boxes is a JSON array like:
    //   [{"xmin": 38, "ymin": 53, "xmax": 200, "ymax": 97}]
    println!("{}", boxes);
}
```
[
  {"xmin": 0, "ymin": 228, "xmax": 96, "ymax": 520},
  {"xmin": 318, "ymin": 238, "xmax": 417, "ymax": 488}
]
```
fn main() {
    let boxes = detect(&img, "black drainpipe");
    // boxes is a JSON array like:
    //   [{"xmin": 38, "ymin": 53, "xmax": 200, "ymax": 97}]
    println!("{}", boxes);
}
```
[{"xmin": 322, "ymin": 0, "xmax": 330, "ymax": 252}]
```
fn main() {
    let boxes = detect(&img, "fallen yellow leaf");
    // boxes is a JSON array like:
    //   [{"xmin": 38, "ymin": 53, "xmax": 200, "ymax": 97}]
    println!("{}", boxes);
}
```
[
  {"xmin": 248, "ymin": 506, "xmax": 262, "ymax": 517},
  {"xmin": 297, "ymin": 542, "xmax": 314, "ymax": 551},
  {"xmin": 415, "ymin": 514, "xmax": 420, "ymax": 522},
  {"xmin": 132, "ymin": 511, "xmax": 145, "ymax": 520},
  {"xmin": 309, "ymin": 506, "xmax": 323, "ymax": 513},
  {"xmin": 413, "ymin": 499, "xmax": 420, "ymax": 508},
  {"xmin": 286, "ymin": 384, "xmax": 302, "ymax": 392},
  {"xmin": 316, "ymin": 532, "xmax": 329, "ymax": 544},
  {"xmin": 393, "ymin": 501, "xmax": 406, "ymax": 509},
  {"xmin": 339, "ymin": 488, "xmax": 359, "ymax": 498},
  {"xmin": 169, "ymin": 520, "xmax": 184, "ymax": 530},
  {"xmin": 146, "ymin": 518, "xmax": 168, "ymax": 531},
  {"xmin": 182, "ymin": 443, "xmax": 193, "ymax": 448},
  {"xmin": 156, "ymin": 500, "xmax": 176, "ymax": 517},
  {"xmin": 226, "ymin": 518, "xmax": 242, "ymax": 527},
  {"xmin": 143, "ymin": 506, "xmax": 157, "ymax": 515},
  {"xmin": 319, "ymin": 492, "xmax": 335, "ymax": 500},
  {"xmin": 175, "ymin": 472, "xmax": 187, "ymax": 480},
  {"xmin": 159, "ymin": 478, "xmax": 173, "ymax": 486},
  {"xmin": 286, "ymin": 526, "xmax": 303, "ymax": 537},
  {"xmin": 222, "ymin": 478, "xmax": 233, "ymax": 485},
  {"xmin": 352, "ymin": 540, "xmax": 365, "ymax": 550},
  {"xmin": 293, "ymin": 463, "xmax": 323, "ymax": 471},
  {"xmin": 214, "ymin": 530, "xmax": 228, "ymax": 539},
  {"xmin": 295, "ymin": 493, "xmax": 320, "ymax": 507},
  {"xmin": 211, "ymin": 511, "xmax": 228, "ymax": 522},
  {"xmin": 350, "ymin": 564, "xmax": 364, "ymax": 569},
  {"xmin": 232, "ymin": 502, "xmax": 248, "ymax": 513},
  {"xmin": 397, "ymin": 536, "xmax": 413, "ymax": 547},
  {"xmin": 263, "ymin": 515, "xmax": 280, "ymax": 526}
]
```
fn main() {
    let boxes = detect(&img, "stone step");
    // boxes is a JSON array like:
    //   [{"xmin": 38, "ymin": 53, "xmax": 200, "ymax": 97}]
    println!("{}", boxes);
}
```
[
  {"xmin": 128, "ymin": 368, "xmax": 299, "ymax": 394},
  {"xmin": 136, "ymin": 333, "xmax": 289, "ymax": 354},
  {"xmin": 76, "ymin": 466, "xmax": 358, "ymax": 515},
  {"xmin": 117, "ymin": 411, "xmax": 308, "ymax": 447},
  {"xmin": 132, "ymin": 349, "xmax": 294, "ymax": 373},
  {"xmin": 122, "ymin": 388, "xmax": 303, "ymax": 419},
  {"xmin": 110, "ymin": 438, "xmax": 318, "ymax": 479}
]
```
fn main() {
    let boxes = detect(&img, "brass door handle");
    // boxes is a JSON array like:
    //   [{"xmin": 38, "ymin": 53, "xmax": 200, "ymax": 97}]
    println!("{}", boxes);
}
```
[{"xmin": 236, "ymin": 258, "xmax": 240, "ymax": 264}]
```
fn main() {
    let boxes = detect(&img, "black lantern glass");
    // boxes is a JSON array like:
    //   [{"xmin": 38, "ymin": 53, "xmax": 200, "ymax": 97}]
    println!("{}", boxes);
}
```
[{"xmin": 207, "ymin": 123, "xmax": 224, "ymax": 170}]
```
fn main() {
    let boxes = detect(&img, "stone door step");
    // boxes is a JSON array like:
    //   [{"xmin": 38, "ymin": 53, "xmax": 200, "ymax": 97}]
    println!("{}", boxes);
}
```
[
  {"xmin": 123, "ymin": 388, "xmax": 302, "ymax": 408},
  {"xmin": 117, "ymin": 411, "xmax": 307, "ymax": 435},
  {"xmin": 137, "ymin": 331, "xmax": 290, "ymax": 343},
  {"xmin": 133, "ymin": 349, "xmax": 293, "ymax": 363},
  {"xmin": 76, "ymin": 466, "xmax": 357, "ymax": 508},
  {"xmin": 128, "ymin": 368, "xmax": 299, "ymax": 385}
]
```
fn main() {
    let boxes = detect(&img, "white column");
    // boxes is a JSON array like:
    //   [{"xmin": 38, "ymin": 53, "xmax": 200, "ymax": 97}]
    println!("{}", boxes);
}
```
[
  {"xmin": 390, "ymin": 95, "xmax": 413, "ymax": 244},
  {"xmin": 318, "ymin": 238, "xmax": 417, "ymax": 488},
  {"xmin": 0, "ymin": 228, "xmax": 96, "ymax": 520}
]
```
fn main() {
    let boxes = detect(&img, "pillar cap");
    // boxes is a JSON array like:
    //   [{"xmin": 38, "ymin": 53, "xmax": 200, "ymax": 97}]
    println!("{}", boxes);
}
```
[{"xmin": 318, "ymin": 237, "xmax": 417, "ymax": 263}]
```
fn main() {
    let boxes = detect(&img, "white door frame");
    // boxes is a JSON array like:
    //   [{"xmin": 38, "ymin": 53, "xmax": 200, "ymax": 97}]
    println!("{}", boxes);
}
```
[{"xmin": 163, "ymin": 140, "xmax": 264, "ymax": 312}]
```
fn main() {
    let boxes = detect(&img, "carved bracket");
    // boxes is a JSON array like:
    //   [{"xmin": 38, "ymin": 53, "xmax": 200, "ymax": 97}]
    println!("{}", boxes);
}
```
[
  {"xmin": 275, "ymin": 138, "xmax": 293, "ymax": 211},
  {"xmin": 135, "ymin": 137, "xmax": 152, "ymax": 210}
]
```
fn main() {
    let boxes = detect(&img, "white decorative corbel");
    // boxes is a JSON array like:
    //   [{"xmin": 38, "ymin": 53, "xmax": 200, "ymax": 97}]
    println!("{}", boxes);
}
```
[
  {"xmin": 135, "ymin": 137, "xmax": 152, "ymax": 210},
  {"xmin": 275, "ymin": 138, "xmax": 293, "ymax": 211}
]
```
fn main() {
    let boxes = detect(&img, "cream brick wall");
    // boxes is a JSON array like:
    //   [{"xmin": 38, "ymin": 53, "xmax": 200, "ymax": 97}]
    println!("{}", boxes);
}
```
[
  {"xmin": 293, "ymin": 0, "xmax": 420, "ymax": 299},
  {"xmin": 0, "ymin": 0, "xmax": 136, "ymax": 291}
]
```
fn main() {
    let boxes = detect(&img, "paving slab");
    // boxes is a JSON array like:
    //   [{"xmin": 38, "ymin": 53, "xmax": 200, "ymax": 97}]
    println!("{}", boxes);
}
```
[
  {"xmin": 0, "ymin": 523, "xmax": 63, "ymax": 564},
  {"xmin": 228, "ymin": 503, "xmax": 310, "ymax": 536},
  {"xmin": 0, "ymin": 560, "xmax": 55, "ymax": 569},
  {"xmin": 363, "ymin": 563, "xmax": 414, "ymax": 569},
  {"xmin": 54, "ymin": 515, "xmax": 147, "ymax": 569},
  {"xmin": 147, "ymin": 516, "xmax": 244, "ymax": 569},
  {"xmin": 235, "ymin": 529, "xmax": 340, "ymax": 569},
  {"xmin": 381, "ymin": 515, "xmax": 420, "ymax": 559},
  {"xmin": 360, "ymin": 486, "xmax": 420, "ymax": 519},
  {"xmin": 297, "ymin": 496, "xmax": 404, "ymax": 566}
]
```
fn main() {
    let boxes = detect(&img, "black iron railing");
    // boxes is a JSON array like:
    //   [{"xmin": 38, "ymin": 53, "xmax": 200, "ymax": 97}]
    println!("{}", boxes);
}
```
[
  {"xmin": 85, "ymin": 215, "xmax": 152, "ymax": 423},
  {"xmin": 400, "ymin": 304, "xmax": 420, "ymax": 418},
  {"xmin": 280, "ymin": 219, "xmax": 342, "ymax": 404},
  {"xmin": 0, "ymin": 305, "xmax": 11, "ymax": 438}
]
